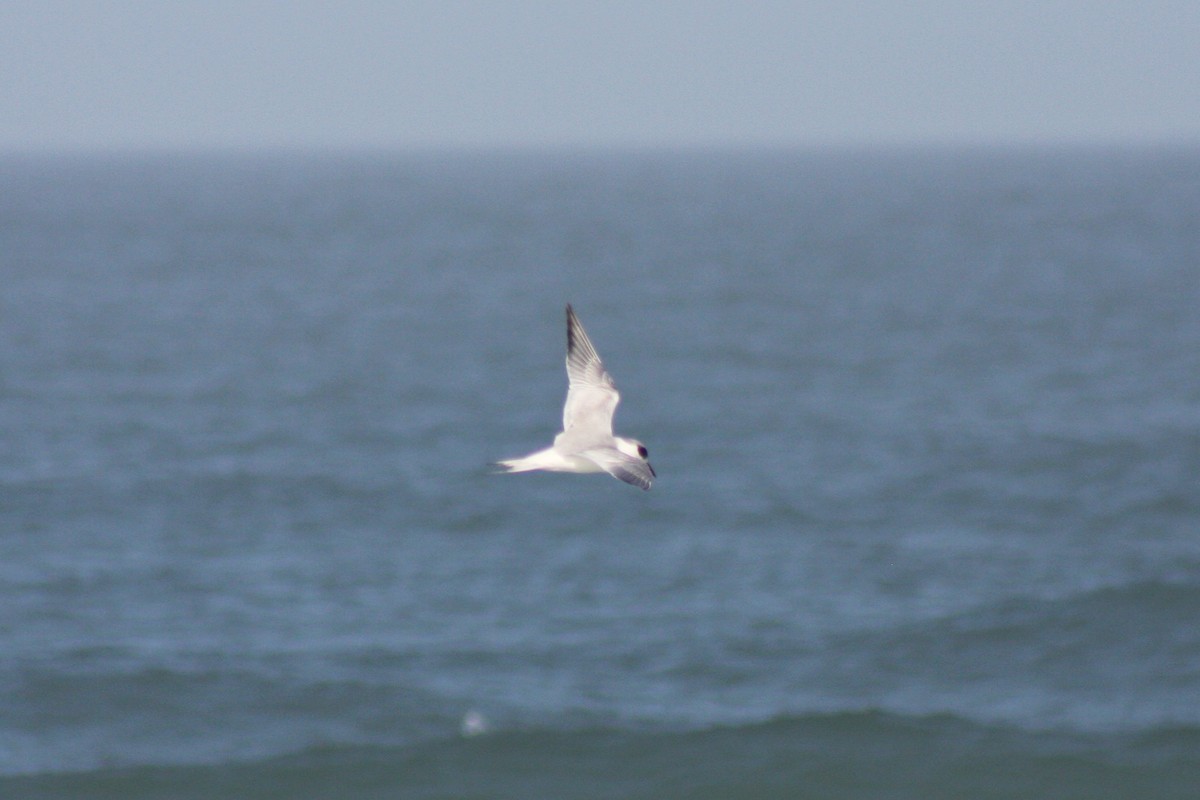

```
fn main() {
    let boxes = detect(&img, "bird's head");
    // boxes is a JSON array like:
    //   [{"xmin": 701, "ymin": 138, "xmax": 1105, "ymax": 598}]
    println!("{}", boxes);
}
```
[{"xmin": 616, "ymin": 437, "xmax": 656, "ymax": 477}]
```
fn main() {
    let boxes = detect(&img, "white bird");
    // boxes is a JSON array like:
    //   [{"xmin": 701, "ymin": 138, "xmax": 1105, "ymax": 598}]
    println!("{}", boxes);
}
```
[{"xmin": 495, "ymin": 304, "xmax": 655, "ymax": 490}]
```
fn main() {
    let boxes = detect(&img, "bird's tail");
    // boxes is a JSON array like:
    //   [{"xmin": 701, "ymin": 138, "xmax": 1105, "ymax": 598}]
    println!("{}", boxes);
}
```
[
  {"xmin": 491, "ymin": 447, "xmax": 560, "ymax": 474},
  {"xmin": 492, "ymin": 455, "xmax": 540, "ymax": 473}
]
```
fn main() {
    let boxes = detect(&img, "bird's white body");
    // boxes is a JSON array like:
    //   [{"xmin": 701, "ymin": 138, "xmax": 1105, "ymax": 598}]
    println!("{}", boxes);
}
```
[{"xmin": 496, "ymin": 305, "xmax": 655, "ymax": 490}]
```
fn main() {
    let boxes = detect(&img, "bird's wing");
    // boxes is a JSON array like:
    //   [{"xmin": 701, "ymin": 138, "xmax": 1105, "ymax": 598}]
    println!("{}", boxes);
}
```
[
  {"xmin": 579, "ymin": 448, "xmax": 655, "ymax": 491},
  {"xmin": 562, "ymin": 304, "xmax": 620, "ymax": 436}
]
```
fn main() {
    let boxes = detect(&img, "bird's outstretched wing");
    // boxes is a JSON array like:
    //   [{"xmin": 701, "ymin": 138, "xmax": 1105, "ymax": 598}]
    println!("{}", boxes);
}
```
[
  {"xmin": 580, "ymin": 447, "xmax": 655, "ymax": 491},
  {"xmin": 562, "ymin": 304, "xmax": 619, "ymax": 438}
]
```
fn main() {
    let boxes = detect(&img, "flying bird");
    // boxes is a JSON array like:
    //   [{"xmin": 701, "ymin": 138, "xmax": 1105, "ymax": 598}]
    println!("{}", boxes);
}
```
[{"xmin": 495, "ymin": 304, "xmax": 655, "ymax": 490}]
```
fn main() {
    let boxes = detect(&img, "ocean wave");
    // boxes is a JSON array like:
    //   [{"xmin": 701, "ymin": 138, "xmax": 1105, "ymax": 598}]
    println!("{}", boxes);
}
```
[
  {"xmin": 9, "ymin": 578, "xmax": 1198, "ymax": 779},
  {"xmin": 897, "ymin": 579, "xmax": 1200, "ymax": 642},
  {"xmin": 892, "ymin": 579, "xmax": 1200, "ymax": 665},
  {"xmin": 824, "ymin": 580, "xmax": 1200, "ymax": 726},
  {"xmin": 4, "ymin": 711, "xmax": 1198, "ymax": 800}
]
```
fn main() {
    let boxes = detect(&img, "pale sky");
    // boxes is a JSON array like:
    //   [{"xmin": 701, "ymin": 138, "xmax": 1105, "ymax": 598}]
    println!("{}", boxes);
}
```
[{"xmin": 2, "ymin": 1, "xmax": 1198, "ymax": 151}]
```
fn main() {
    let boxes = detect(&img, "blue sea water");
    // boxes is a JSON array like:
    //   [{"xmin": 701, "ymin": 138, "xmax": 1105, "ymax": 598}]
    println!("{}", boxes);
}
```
[{"xmin": 1, "ymin": 147, "xmax": 1199, "ymax": 799}]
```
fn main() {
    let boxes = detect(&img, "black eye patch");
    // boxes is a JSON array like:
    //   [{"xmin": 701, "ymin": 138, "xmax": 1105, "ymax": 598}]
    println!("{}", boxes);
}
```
[{"xmin": 637, "ymin": 445, "xmax": 648, "ymax": 459}]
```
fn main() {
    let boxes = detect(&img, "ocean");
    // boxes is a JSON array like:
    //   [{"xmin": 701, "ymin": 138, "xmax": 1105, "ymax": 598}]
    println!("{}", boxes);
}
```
[{"xmin": 2, "ymin": 147, "xmax": 1198, "ymax": 799}]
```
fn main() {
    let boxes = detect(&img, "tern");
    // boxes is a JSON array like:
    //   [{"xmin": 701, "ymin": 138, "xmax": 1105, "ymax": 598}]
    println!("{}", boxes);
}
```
[{"xmin": 495, "ymin": 304, "xmax": 655, "ymax": 490}]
